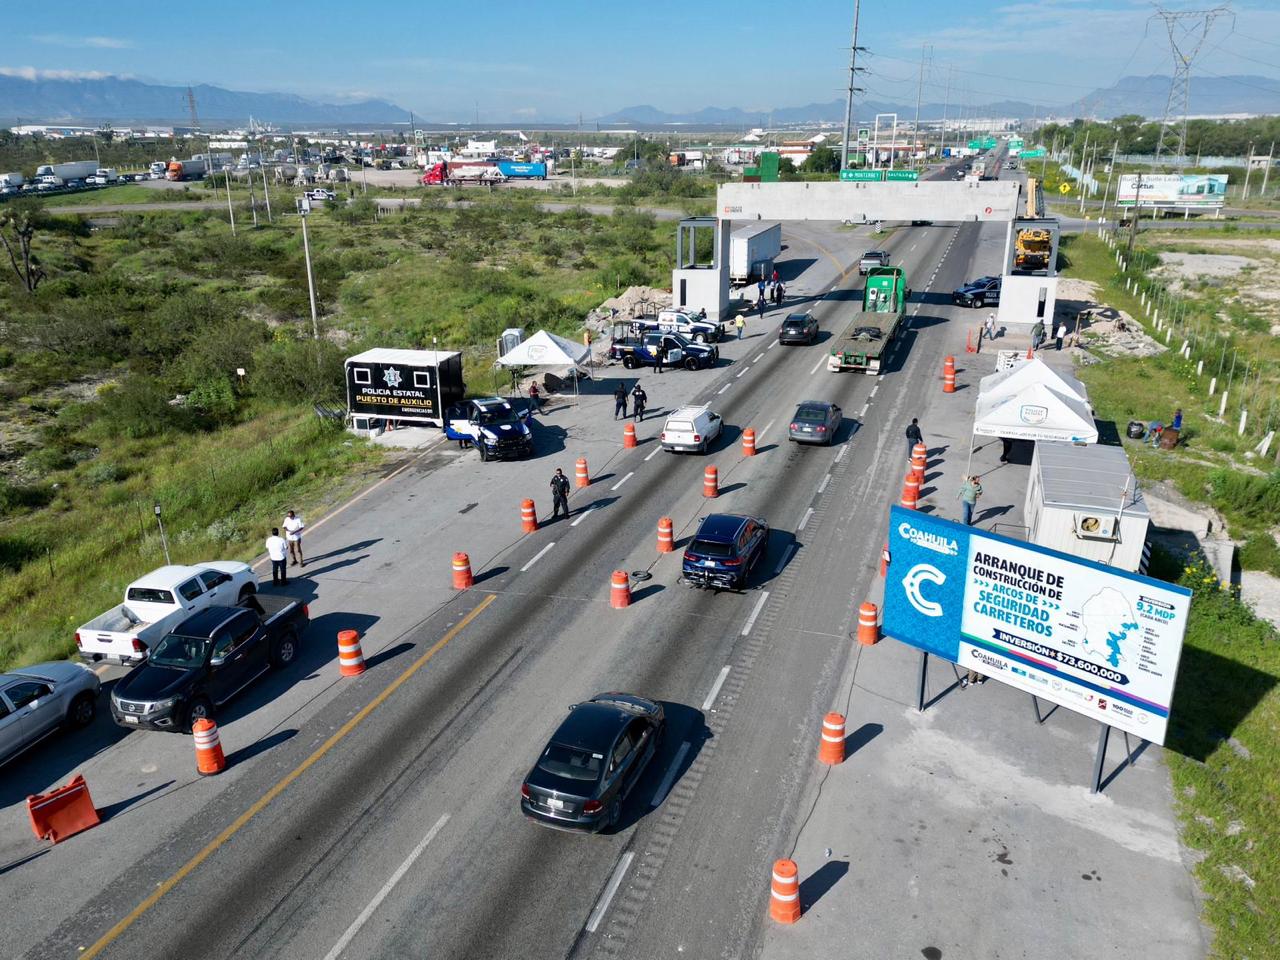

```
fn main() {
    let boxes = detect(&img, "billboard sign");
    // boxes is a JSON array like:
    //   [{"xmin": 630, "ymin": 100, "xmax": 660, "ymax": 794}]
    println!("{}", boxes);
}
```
[
  {"xmin": 1116, "ymin": 173, "xmax": 1228, "ymax": 209},
  {"xmin": 883, "ymin": 507, "xmax": 1191, "ymax": 744}
]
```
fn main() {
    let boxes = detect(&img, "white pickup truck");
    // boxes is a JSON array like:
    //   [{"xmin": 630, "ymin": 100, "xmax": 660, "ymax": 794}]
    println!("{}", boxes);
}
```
[{"xmin": 75, "ymin": 562, "xmax": 257, "ymax": 665}]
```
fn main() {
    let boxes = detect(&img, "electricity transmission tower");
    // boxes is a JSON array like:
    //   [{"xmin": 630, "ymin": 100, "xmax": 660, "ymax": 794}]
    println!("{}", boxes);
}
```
[{"xmin": 1150, "ymin": 4, "xmax": 1231, "ymax": 166}]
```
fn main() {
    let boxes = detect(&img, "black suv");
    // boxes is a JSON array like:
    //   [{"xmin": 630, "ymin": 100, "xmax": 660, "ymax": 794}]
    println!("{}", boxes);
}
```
[
  {"xmin": 682, "ymin": 513, "xmax": 769, "ymax": 590},
  {"xmin": 779, "ymin": 312, "xmax": 819, "ymax": 345}
]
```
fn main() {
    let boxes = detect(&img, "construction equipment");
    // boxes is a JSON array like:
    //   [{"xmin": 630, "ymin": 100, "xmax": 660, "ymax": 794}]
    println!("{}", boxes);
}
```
[{"xmin": 1014, "ymin": 178, "xmax": 1051, "ymax": 271}]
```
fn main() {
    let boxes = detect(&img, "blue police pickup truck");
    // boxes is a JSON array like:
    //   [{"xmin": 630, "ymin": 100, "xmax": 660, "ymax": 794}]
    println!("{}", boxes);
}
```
[{"xmin": 609, "ymin": 330, "xmax": 718, "ymax": 371}]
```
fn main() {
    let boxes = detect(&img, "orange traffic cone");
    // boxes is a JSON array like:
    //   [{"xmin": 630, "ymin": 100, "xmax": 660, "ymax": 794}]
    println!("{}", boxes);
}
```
[
  {"xmin": 742, "ymin": 428, "xmax": 757, "ymax": 456},
  {"xmin": 769, "ymin": 859, "xmax": 802, "ymax": 924},
  {"xmin": 338, "ymin": 629, "xmax": 366, "ymax": 676},
  {"xmin": 193, "ymin": 718, "xmax": 227, "ymax": 776},
  {"xmin": 452, "ymin": 552, "xmax": 474, "ymax": 589},
  {"xmin": 610, "ymin": 570, "xmax": 631, "ymax": 608},
  {"xmin": 1026, "ymin": 343, "xmax": 1034, "ymax": 360},
  {"xmin": 575, "ymin": 457, "xmax": 590, "ymax": 488},
  {"xmin": 965, "ymin": 328, "xmax": 976, "ymax": 353},
  {"xmin": 521, "ymin": 498, "xmax": 538, "ymax": 534},
  {"xmin": 819, "ymin": 712, "xmax": 846, "ymax": 765},
  {"xmin": 703, "ymin": 465, "xmax": 719, "ymax": 498}
]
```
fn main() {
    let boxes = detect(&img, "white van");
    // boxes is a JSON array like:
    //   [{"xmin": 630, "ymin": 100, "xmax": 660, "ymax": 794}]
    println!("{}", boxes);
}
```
[{"xmin": 660, "ymin": 404, "xmax": 723, "ymax": 454}]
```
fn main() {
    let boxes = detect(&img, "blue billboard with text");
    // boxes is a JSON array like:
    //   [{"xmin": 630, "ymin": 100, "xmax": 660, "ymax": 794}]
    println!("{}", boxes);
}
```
[{"xmin": 883, "ymin": 507, "xmax": 1190, "ymax": 744}]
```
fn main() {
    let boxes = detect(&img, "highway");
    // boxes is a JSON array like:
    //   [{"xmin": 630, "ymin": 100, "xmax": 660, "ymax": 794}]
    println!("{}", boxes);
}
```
[{"xmin": 15, "ymin": 164, "xmax": 990, "ymax": 960}]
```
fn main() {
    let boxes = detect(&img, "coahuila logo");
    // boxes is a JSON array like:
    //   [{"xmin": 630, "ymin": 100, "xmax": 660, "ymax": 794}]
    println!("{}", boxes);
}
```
[
  {"xmin": 902, "ymin": 564, "xmax": 946, "ymax": 618},
  {"xmin": 897, "ymin": 522, "xmax": 959, "ymax": 556}
]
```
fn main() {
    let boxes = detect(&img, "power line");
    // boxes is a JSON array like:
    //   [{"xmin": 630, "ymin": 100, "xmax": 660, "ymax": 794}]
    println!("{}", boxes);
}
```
[{"xmin": 1151, "ymin": 4, "xmax": 1234, "ymax": 165}]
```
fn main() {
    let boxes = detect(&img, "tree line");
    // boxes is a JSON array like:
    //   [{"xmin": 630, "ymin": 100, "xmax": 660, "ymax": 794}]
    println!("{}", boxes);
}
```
[{"xmin": 1037, "ymin": 115, "xmax": 1280, "ymax": 160}]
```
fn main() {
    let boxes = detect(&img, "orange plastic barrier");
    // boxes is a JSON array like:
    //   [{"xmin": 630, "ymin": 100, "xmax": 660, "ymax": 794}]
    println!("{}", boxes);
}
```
[
  {"xmin": 657, "ymin": 517, "xmax": 674, "ymax": 553},
  {"xmin": 942, "ymin": 355, "xmax": 956, "ymax": 393},
  {"xmin": 27, "ymin": 774, "xmax": 100, "ymax": 844},
  {"xmin": 575, "ymin": 457, "xmax": 590, "ymax": 488},
  {"xmin": 623, "ymin": 423, "xmax": 638, "ymax": 449},
  {"xmin": 703, "ymin": 465, "xmax": 719, "ymax": 498},
  {"xmin": 857, "ymin": 601, "xmax": 880, "ymax": 646},
  {"xmin": 337, "ymin": 628, "xmax": 366, "ymax": 676},
  {"xmin": 521, "ymin": 498, "xmax": 538, "ymax": 534},
  {"xmin": 900, "ymin": 472, "xmax": 920, "ymax": 509},
  {"xmin": 769, "ymin": 858, "xmax": 802, "ymax": 924},
  {"xmin": 911, "ymin": 444, "xmax": 927, "ymax": 484},
  {"xmin": 452, "ymin": 552, "xmax": 474, "ymax": 590},
  {"xmin": 742, "ymin": 428, "xmax": 757, "ymax": 456},
  {"xmin": 610, "ymin": 570, "xmax": 631, "ymax": 609},
  {"xmin": 819, "ymin": 712, "xmax": 846, "ymax": 765},
  {"xmin": 193, "ymin": 718, "xmax": 227, "ymax": 776}
]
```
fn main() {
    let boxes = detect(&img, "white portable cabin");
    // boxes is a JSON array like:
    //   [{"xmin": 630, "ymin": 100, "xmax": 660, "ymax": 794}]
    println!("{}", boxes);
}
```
[{"xmin": 1025, "ymin": 441, "xmax": 1150, "ymax": 573}]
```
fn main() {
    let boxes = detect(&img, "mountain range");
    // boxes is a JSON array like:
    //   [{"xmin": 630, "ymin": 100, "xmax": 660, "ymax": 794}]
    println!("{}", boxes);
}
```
[
  {"xmin": 595, "ymin": 75, "xmax": 1280, "ymax": 126},
  {"xmin": 0, "ymin": 74, "xmax": 409, "ymax": 126},
  {"xmin": 0, "ymin": 72, "xmax": 1275, "ymax": 128}
]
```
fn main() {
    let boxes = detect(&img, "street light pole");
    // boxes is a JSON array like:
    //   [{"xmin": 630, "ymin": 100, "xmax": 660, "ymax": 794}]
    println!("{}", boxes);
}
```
[
  {"xmin": 154, "ymin": 503, "xmax": 171, "ymax": 565},
  {"xmin": 300, "ymin": 205, "xmax": 319, "ymax": 340}
]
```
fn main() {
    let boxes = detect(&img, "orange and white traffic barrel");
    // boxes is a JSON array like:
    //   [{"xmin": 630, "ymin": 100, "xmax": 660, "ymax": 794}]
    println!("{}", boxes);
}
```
[
  {"xmin": 769, "ymin": 858, "xmax": 801, "ymax": 924},
  {"xmin": 575, "ymin": 457, "xmax": 590, "ymax": 488},
  {"xmin": 857, "ymin": 601, "xmax": 880, "ymax": 646},
  {"xmin": 742, "ymin": 428, "xmax": 756, "ymax": 456},
  {"xmin": 703, "ymin": 465, "xmax": 719, "ymax": 498},
  {"xmin": 657, "ymin": 517, "xmax": 674, "ymax": 553},
  {"xmin": 338, "ymin": 629, "xmax": 366, "ymax": 676},
  {"xmin": 623, "ymin": 423, "xmax": 638, "ymax": 448},
  {"xmin": 521, "ymin": 498, "xmax": 538, "ymax": 534},
  {"xmin": 452, "ymin": 552, "xmax": 474, "ymax": 589},
  {"xmin": 610, "ymin": 570, "xmax": 631, "ymax": 609},
  {"xmin": 900, "ymin": 472, "xmax": 919, "ymax": 509},
  {"xmin": 193, "ymin": 718, "xmax": 227, "ymax": 776},
  {"xmin": 943, "ymin": 355, "xmax": 956, "ymax": 393},
  {"xmin": 819, "ymin": 712, "xmax": 846, "ymax": 765}
]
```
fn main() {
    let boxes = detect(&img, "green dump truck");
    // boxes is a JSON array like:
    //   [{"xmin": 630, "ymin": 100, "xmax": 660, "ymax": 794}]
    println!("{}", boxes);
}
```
[{"xmin": 827, "ymin": 266, "xmax": 909, "ymax": 375}]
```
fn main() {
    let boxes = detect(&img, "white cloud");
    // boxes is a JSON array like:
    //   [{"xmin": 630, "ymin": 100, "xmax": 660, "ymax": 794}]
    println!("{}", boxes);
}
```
[
  {"xmin": 0, "ymin": 66, "xmax": 115, "ymax": 81},
  {"xmin": 30, "ymin": 34, "xmax": 134, "ymax": 49}
]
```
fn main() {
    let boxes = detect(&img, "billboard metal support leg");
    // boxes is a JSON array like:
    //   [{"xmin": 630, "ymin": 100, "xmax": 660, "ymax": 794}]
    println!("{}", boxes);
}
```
[
  {"xmin": 916, "ymin": 651, "xmax": 928, "ymax": 712},
  {"xmin": 1031, "ymin": 694, "xmax": 1044, "ymax": 725},
  {"xmin": 1090, "ymin": 723, "xmax": 1111, "ymax": 794}
]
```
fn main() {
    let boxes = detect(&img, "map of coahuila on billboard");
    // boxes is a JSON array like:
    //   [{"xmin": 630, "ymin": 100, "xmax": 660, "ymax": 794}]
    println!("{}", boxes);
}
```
[
  {"xmin": 883, "ymin": 507, "xmax": 1191, "ymax": 744},
  {"xmin": 1116, "ymin": 173, "xmax": 1228, "ymax": 209}
]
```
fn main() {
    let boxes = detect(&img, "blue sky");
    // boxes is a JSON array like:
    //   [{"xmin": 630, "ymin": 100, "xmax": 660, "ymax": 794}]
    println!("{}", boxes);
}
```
[{"xmin": 3, "ymin": 0, "xmax": 1278, "ymax": 119}]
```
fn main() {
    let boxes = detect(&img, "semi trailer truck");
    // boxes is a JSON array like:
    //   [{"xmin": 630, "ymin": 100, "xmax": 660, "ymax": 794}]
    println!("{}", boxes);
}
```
[
  {"xmin": 36, "ymin": 161, "xmax": 99, "ymax": 182},
  {"xmin": 828, "ymin": 266, "xmax": 909, "ymax": 375},
  {"xmin": 166, "ymin": 157, "xmax": 210, "ymax": 181}
]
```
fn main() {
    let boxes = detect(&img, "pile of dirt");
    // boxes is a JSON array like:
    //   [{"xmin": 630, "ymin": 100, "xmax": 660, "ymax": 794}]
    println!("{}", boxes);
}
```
[
  {"xmin": 585, "ymin": 285, "xmax": 671, "ymax": 332},
  {"xmin": 1053, "ymin": 277, "xmax": 1167, "ymax": 363}
]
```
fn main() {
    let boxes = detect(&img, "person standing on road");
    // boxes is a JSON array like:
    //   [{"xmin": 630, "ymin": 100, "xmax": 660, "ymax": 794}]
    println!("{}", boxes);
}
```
[
  {"xmin": 1030, "ymin": 320, "xmax": 1045, "ymax": 351},
  {"xmin": 735, "ymin": 315, "xmax": 745, "ymax": 339},
  {"xmin": 758, "ymin": 278, "xmax": 766, "ymax": 301},
  {"xmin": 527, "ymin": 381, "xmax": 542, "ymax": 414},
  {"xmin": 550, "ymin": 468, "xmax": 571, "ymax": 520},
  {"xmin": 283, "ymin": 509, "xmax": 305, "ymax": 567},
  {"xmin": 773, "ymin": 282, "xmax": 784, "ymax": 307},
  {"xmin": 985, "ymin": 312, "xmax": 996, "ymax": 343},
  {"xmin": 1054, "ymin": 321, "xmax": 1067, "ymax": 350},
  {"xmin": 905, "ymin": 418, "xmax": 923, "ymax": 459},
  {"xmin": 632, "ymin": 383, "xmax": 647, "ymax": 422},
  {"xmin": 957, "ymin": 475, "xmax": 983, "ymax": 526},
  {"xmin": 265, "ymin": 528, "xmax": 288, "ymax": 586},
  {"xmin": 613, "ymin": 381, "xmax": 628, "ymax": 420},
  {"xmin": 757, "ymin": 295, "xmax": 767, "ymax": 319},
  {"xmin": 654, "ymin": 342, "xmax": 665, "ymax": 375},
  {"xmin": 771, "ymin": 267, "xmax": 780, "ymax": 288}
]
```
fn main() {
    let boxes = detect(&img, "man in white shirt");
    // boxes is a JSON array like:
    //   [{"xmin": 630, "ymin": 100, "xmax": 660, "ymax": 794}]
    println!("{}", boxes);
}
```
[
  {"xmin": 283, "ymin": 510, "xmax": 306, "ymax": 567},
  {"xmin": 265, "ymin": 527, "xmax": 288, "ymax": 585}
]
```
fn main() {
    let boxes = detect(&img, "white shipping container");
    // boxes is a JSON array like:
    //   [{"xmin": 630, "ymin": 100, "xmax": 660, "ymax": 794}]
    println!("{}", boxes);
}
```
[
  {"xmin": 1024, "ymin": 441, "xmax": 1150, "ymax": 573},
  {"xmin": 729, "ymin": 222, "xmax": 782, "ymax": 284}
]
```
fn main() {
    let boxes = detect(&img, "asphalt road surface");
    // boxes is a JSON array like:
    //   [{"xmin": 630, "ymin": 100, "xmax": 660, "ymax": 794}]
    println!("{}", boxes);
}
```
[{"xmin": 10, "ymin": 164, "xmax": 1015, "ymax": 960}]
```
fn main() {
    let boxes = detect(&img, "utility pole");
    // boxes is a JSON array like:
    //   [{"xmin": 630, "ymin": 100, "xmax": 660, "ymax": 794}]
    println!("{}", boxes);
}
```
[
  {"xmin": 940, "ymin": 66, "xmax": 952, "ymax": 158},
  {"xmin": 224, "ymin": 166, "xmax": 236, "ymax": 236},
  {"xmin": 299, "ymin": 203, "xmax": 319, "ymax": 341},
  {"xmin": 839, "ymin": 0, "xmax": 864, "ymax": 172},
  {"xmin": 1261, "ymin": 140, "xmax": 1276, "ymax": 197},
  {"xmin": 1101, "ymin": 139, "xmax": 1119, "ymax": 220},
  {"xmin": 911, "ymin": 45, "xmax": 928, "ymax": 170},
  {"xmin": 1127, "ymin": 175, "xmax": 1144, "ymax": 256},
  {"xmin": 1151, "ymin": 5, "xmax": 1232, "ymax": 166},
  {"xmin": 1078, "ymin": 128, "xmax": 1092, "ymax": 213},
  {"xmin": 1241, "ymin": 141, "xmax": 1255, "ymax": 199},
  {"xmin": 258, "ymin": 144, "xmax": 273, "ymax": 223}
]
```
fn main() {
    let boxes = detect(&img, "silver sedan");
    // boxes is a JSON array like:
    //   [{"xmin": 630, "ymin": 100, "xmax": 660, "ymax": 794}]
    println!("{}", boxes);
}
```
[
  {"xmin": 788, "ymin": 401, "xmax": 843, "ymax": 445},
  {"xmin": 0, "ymin": 661, "xmax": 101, "ymax": 766}
]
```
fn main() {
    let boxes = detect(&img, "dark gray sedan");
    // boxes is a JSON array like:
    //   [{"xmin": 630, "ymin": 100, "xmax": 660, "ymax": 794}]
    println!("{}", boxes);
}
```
[
  {"xmin": 788, "ymin": 401, "xmax": 843, "ymax": 445},
  {"xmin": 0, "ymin": 661, "xmax": 101, "ymax": 766}
]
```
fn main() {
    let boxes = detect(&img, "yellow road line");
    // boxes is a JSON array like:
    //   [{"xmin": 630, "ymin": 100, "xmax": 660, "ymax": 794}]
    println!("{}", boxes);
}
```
[{"xmin": 80, "ymin": 592, "xmax": 496, "ymax": 960}]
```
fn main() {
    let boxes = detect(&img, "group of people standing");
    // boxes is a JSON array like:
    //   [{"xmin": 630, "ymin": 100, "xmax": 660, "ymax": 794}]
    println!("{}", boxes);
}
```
[
  {"xmin": 1030, "ymin": 319, "xmax": 1071, "ymax": 351},
  {"xmin": 264, "ymin": 510, "xmax": 307, "ymax": 586},
  {"xmin": 613, "ymin": 381, "xmax": 648, "ymax": 421},
  {"xmin": 756, "ymin": 269, "xmax": 786, "ymax": 317}
]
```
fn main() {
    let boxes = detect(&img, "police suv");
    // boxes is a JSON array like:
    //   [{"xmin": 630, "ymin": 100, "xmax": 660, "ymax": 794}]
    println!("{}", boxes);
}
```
[
  {"xmin": 632, "ymin": 309, "xmax": 723, "ymax": 344},
  {"xmin": 444, "ymin": 397, "xmax": 534, "ymax": 461}
]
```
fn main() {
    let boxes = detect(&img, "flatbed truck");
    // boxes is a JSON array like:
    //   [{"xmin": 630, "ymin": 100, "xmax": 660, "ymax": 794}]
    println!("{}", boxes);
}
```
[{"xmin": 827, "ymin": 266, "xmax": 909, "ymax": 375}]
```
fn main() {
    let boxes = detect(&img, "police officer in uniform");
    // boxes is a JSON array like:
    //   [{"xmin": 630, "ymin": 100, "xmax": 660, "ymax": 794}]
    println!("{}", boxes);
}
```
[{"xmin": 550, "ymin": 467, "xmax": 571, "ymax": 520}]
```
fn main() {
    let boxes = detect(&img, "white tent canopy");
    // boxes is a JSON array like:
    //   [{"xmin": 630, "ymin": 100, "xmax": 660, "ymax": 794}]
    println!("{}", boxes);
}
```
[
  {"xmin": 973, "ymin": 382, "xmax": 1098, "ymax": 444},
  {"xmin": 496, "ymin": 330, "xmax": 590, "ymax": 369},
  {"xmin": 978, "ymin": 357, "xmax": 1089, "ymax": 407}
]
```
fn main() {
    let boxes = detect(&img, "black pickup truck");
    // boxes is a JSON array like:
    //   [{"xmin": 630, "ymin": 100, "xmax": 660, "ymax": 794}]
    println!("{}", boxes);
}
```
[{"xmin": 110, "ymin": 594, "xmax": 308, "ymax": 733}]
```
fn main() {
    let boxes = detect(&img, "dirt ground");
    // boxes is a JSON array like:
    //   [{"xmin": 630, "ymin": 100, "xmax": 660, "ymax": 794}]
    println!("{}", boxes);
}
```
[{"xmin": 1053, "ymin": 277, "xmax": 1167, "ymax": 363}]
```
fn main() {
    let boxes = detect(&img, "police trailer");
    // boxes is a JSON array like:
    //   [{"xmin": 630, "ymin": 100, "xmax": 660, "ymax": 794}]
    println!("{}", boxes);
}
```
[{"xmin": 345, "ymin": 348, "xmax": 465, "ymax": 434}]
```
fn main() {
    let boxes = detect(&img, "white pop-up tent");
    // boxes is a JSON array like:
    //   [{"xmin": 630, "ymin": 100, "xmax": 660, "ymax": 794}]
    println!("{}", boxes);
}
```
[
  {"xmin": 496, "ymin": 330, "xmax": 592, "ymax": 405},
  {"xmin": 978, "ymin": 357, "xmax": 1089, "ymax": 407},
  {"xmin": 973, "ymin": 381, "xmax": 1099, "ymax": 444}
]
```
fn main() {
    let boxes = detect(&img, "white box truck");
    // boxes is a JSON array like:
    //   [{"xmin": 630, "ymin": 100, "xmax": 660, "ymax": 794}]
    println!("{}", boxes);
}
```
[
  {"xmin": 0, "ymin": 172, "xmax": 24, "ymax": 188},
  {"xmin": 1024, "ymin": 441, "xmax": 1150, "ymax": 573},
  {"xmin": 36, "ymin": 161, "xmax": 100, "ymax": 182},
  {"xmin": 729, "ymin": 222, "xmax": 782, "ymax": 284}
]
